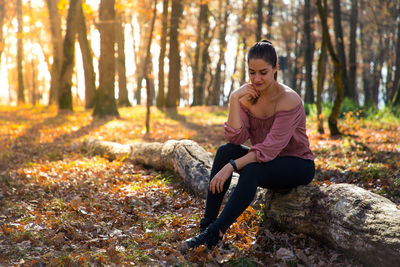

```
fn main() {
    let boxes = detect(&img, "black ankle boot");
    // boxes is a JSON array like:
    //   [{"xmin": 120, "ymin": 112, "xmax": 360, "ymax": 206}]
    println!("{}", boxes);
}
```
[
  {"xmin": 199, "ymin": 217, "xmax": 215, "ymax": 233},
  {"xmin": 183, "ymin": 225, "xmax": 222, "ymax": 251}
]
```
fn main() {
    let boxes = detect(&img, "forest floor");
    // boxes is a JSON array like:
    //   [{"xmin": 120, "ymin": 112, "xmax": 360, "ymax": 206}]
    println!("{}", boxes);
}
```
[{"xmin": 0, "ymin": 105, "xmax": 399, "ymax": 266}]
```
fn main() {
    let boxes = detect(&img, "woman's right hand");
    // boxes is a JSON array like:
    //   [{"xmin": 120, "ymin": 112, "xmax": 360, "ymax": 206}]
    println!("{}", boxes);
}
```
[{"xmin": 231, "ymin": 83, "xmax": 260, "ymax": 101}]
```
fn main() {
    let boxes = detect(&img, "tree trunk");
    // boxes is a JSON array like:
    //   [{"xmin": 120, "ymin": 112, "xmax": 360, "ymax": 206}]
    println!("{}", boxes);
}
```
[
  {"xmin": 265, "ymin": 0, "xmax": 274, "ymax": 40},
  {"xmin": 256, "ymin": 0, "xmax": 263, "ymax": 42},
  {"xmin": 316, "ymin": 34, "xmax": 327, "ymax": 134},
  {"xmin": 359, "ymin": 1, "xmax": 373, "ymax": 107},
  {"xmin": 225, "ymin": 40, "xmax": 240, "ymax": 105},
  {"xmin": 192, "ymin": 1, "xmax": 211, "ymax": 106},
  {"xmin": 77, "ymin": 2, "xmax": 96, "ymax": 109},
  {"xmin": 392, "ymin": 2, "xmax": 400, "ymax": 106},
  {"xmin": 116, "ymin": 13, "xmax": 130, "ymax": 107},
  {"xmin": 348, "ymin": 0, "xmax": 358, "ymax": 103},
  {"xmin": 265, "ymin": 184, "xmax": 400, "ymax": 267},
  {"xmin": 58, "ymin": 0, "xmax": 81, "ymax": 111},
  {"xmin": 165, "ymin": 0, "xmax": 183, "ymax": 109},
  {"xmin": 210, "ymin": 0, "xmax": 229, "ymax": 106},
  {"xmin": 84, "ymin": 137, "xmax": 400, "ymax": 267},
  {"xmin": 291, "ymin": 5, "xmax": 300, "ymax": 95},
  {"xmin": 317, "ymin": 0, "xmax": 344, "ymax": 136},
  {"xmin": 143, "ymin": 0, "xmax": 157, "ymax": 132},
  {"xmin": 17, "ymin": 0, "xmax": 25, "ymax": 105},
  {"xmin": 46, "ymin": 0, "xmax": 63, "ymax": 106},
  {"xmin": 84, "ymin": 138, "xmax": 212, "ymax": 197},
  {"xmin": 0, "ymin": 0, "xmax": 4, "ymax": 63},
  {"xmin": 157, "ymin": 0, "xmax": 169, "ymax": 108},
  {"xmin": 332, "ymin": 0, "xmax": 350, "ymax": 101},
  {"xmin": 92, "ymin": 0, "xmax": 119, "ymax": 117},
  {"xmin": 303, "ymin": 0, "xmax": 314, "ymax": 104}
]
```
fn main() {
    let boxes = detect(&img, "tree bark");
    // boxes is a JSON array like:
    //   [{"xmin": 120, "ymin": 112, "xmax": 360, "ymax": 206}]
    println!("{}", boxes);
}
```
[
  {"xmin": 92, "ymin": 0, "xmax": 119, "ymax": 117},
  {"xmin": 58, "ymin": 0, "xmax": 81, "ymax": 111},
  {"xmin": 265, "ymin": 184, "xmax": 400, "ymax": 267},
  {"xmin": 317, "ymin": 0, "xmax": 344, "ymax": 136},
  {"xmin": 17, "ymin": 0, "xmax": 25, "ymax": 105},
  {"xmin": 45, "ymin": 0, "xmax": 63, "ymax": 106},
  {"xmin": 348, "ymin": 0, "xmax": 358, "ymax": 103},
  {"xmin": 77, "ymin": 2, "xmax": 96, "ymax": 109},
  {"xmin": 165, "ymin": 0, "xmax": 183, "ymax": 109},
  {"xmin": 116, "ymin": 13, "xmax": 130, "ymax": 107},
  {"xmin": 157, "ymin": 0, "xmax": 169, "ymax": 108},
  {"xmin": 303, "ymin": 0, "xmax": 314, "ymax": 104}
]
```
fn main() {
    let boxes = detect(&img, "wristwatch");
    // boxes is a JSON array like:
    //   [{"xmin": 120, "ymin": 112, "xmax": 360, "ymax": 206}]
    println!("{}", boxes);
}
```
[{"xmin": 229, "ymin": 159, "xmax": 239, "ymax": 172}]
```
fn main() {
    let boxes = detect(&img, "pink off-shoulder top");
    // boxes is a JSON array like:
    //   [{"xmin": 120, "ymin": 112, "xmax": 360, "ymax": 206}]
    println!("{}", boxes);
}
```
[{"xmin": 224, "ymin": 102, "xmax": 314, "ymax": 163}]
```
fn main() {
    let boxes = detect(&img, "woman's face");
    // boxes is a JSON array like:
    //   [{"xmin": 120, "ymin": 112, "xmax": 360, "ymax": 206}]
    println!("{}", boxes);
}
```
[{"xmin": 248, "ymin": 58, "xmax": 277, "ymax": 91}]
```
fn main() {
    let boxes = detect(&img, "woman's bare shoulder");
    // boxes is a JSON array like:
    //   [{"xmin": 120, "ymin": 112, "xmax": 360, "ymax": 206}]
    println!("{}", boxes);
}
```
[{"xmin": 276, "ymin": 84, "xmax": 301, "ymax": 112}]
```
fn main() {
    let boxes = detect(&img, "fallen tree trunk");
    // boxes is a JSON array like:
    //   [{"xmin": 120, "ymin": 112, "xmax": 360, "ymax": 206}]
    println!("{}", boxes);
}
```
[
  {"xmin": 265, "ymin": 184, "xmax": 400, "ymax": 267},
  {"xmin": 83, "ymin": 138, "xmax": 400, "ymax": 266},
  {"xmin": 83, "ymin": 138, "xmax": 212, "ymax": 197}
]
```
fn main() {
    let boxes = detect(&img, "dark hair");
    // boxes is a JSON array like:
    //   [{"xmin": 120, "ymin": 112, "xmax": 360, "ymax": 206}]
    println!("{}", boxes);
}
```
[{"xmin": 247, "ymin": 40, "xmax": 278, "ymax": 81}]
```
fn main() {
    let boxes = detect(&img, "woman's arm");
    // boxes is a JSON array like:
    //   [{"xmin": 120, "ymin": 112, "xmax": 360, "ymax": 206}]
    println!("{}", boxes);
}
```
[
  {"xmin": 209, "ymin": 151, "xmax": 257, "ymax": 194},
  {"xmin": 226, "ymin": 83, "xmax": 259, "ymax": 129}
]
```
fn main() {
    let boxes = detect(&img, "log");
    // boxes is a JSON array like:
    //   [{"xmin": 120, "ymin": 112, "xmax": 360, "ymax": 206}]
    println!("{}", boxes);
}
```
[
  {"xmin": 83, "ymin": 138, "xmax": 212, "ymax": 197},
  {"xmin": 265, "ymin": 184, "xmax": 400, "ymax": 267},
  {"xmin": 83, "ymin": 138, "xmax": 400, "ymax": 266}
]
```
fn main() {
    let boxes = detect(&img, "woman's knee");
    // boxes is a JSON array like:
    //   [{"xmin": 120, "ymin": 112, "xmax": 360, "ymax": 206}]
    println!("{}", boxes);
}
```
[
  {"xmin": 215, "ymin": 143, "xmax": 246, "ymax": 160},
  {"xmin": 237, "ymin": 163, "xmax": 260, "ymax": 184}
]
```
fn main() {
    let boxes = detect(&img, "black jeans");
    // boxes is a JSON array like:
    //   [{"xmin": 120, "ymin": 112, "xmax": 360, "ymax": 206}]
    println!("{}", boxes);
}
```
[{"xmin": 204, "ymin": 143, "xmax": 315, "ymax": 233}]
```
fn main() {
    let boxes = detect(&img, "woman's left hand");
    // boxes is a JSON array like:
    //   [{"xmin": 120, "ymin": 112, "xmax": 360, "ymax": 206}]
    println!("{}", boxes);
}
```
[{"xmin": 209, "ymin": 163, "xmax": 234, "ymax": 194}]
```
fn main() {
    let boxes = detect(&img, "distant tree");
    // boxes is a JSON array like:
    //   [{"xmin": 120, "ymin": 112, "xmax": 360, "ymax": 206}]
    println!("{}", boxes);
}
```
[
  {"xmin": 332, "ymin": 0, "xmax": 350, "ymax": 101},
  {"xmin": 291, "ymin": 4, "xmax": 301, "ymax": 95},
  {"xmin": 210, "ymin": 0, "xmax": 229, "ymax": 106},
  {"xmin": 134, "ymin": 1, "xmax": 154, "ymax": 105},
  {"xmin": 92, "ymin": 0, "xmax": 119, "ymax": 117},
  {"xmin": 316, "ymin": 26, "xmax": 327, "ymax": 134},
  {"xmin": 0, "ymin": 0, "xmax": 6, "ymax": 71},
  {"xmin": 144, "ymin": 0, "xmax": 157, "ymax": 133},
  {"xmin": 45, "ymin": 0, "xmax": 63, "ymax": 106},
  {"xmin": 256, "ymin": 0, "xmax": 263, "ymax": 42},
  {"xmin": 348, "ymin": 0, "xmax": 358, "ymax": 103},
  {"xmin": 116, "ymin": 12, "xmax": 130, "ymax": 107},
  {"xmin": 58, "ymin": 0, "xmax": 81, "ymax": 111},
  {"xmin": 317, "ymin": 0, "xmax": 344, "ymax": 136},
  {"xmin": 157, "ymin": 0, "xmax": 169, "ymax": 108},
  {"xmin": 265, "ymin": 0, "xmax": 274, "ymax": 39},
  {"xmin": 17, "ymin": 0, "xmax": 25, "ymax": 104},
  {"xmin": 165, "ymin": 0, "xmax": 183, "ymax": 109},
  {"xmin": 192, "ymin": 0, "xmax": 211, "ymax": 106},
  {"xmin": 303, "ymin": 0, "xmax": 314, "ymax": 104},
  {"xmin": 77, "ymin": 2, "xmax": 96, "ymax": 109},
  {"xmin": 392, "ymin": 2, "xmax": 400, "ymax": 106}
]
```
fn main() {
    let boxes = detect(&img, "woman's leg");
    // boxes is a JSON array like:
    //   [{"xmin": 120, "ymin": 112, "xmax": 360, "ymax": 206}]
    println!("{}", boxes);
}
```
[
  {"xmin": 203, "ymin": 143, "xmax": 249, "ymax": 222},
  {"xmin": 212, "ymin": 156, "xmax": 315, "ymax": 233}
]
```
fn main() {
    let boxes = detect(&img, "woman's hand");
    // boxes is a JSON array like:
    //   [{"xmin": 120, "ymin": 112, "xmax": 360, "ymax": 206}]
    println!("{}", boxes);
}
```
[
  {"xmin": 231, "ymin": 83, "xmax": 260, "ymax": 101},
  {"xmin": 209, "ymin": 163, "xmax": 234, "ymax": 194}
]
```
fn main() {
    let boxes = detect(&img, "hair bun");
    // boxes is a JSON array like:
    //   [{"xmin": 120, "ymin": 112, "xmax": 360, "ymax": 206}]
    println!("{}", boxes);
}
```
[{"xmin": 260, "ymin": 39, "xmax": 272, "ymax": 45}]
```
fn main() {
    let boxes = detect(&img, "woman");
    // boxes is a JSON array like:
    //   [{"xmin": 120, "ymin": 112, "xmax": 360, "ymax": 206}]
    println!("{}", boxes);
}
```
[{"xmin": 181, "ymin": 40, "xmax": 315, "ymax": 251}]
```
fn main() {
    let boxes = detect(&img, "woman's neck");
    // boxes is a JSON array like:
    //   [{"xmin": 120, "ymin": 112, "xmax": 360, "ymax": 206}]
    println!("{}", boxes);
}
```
[{"xmin": 260, "ymin": 81, "xmax": 281, "ymax": 99}]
